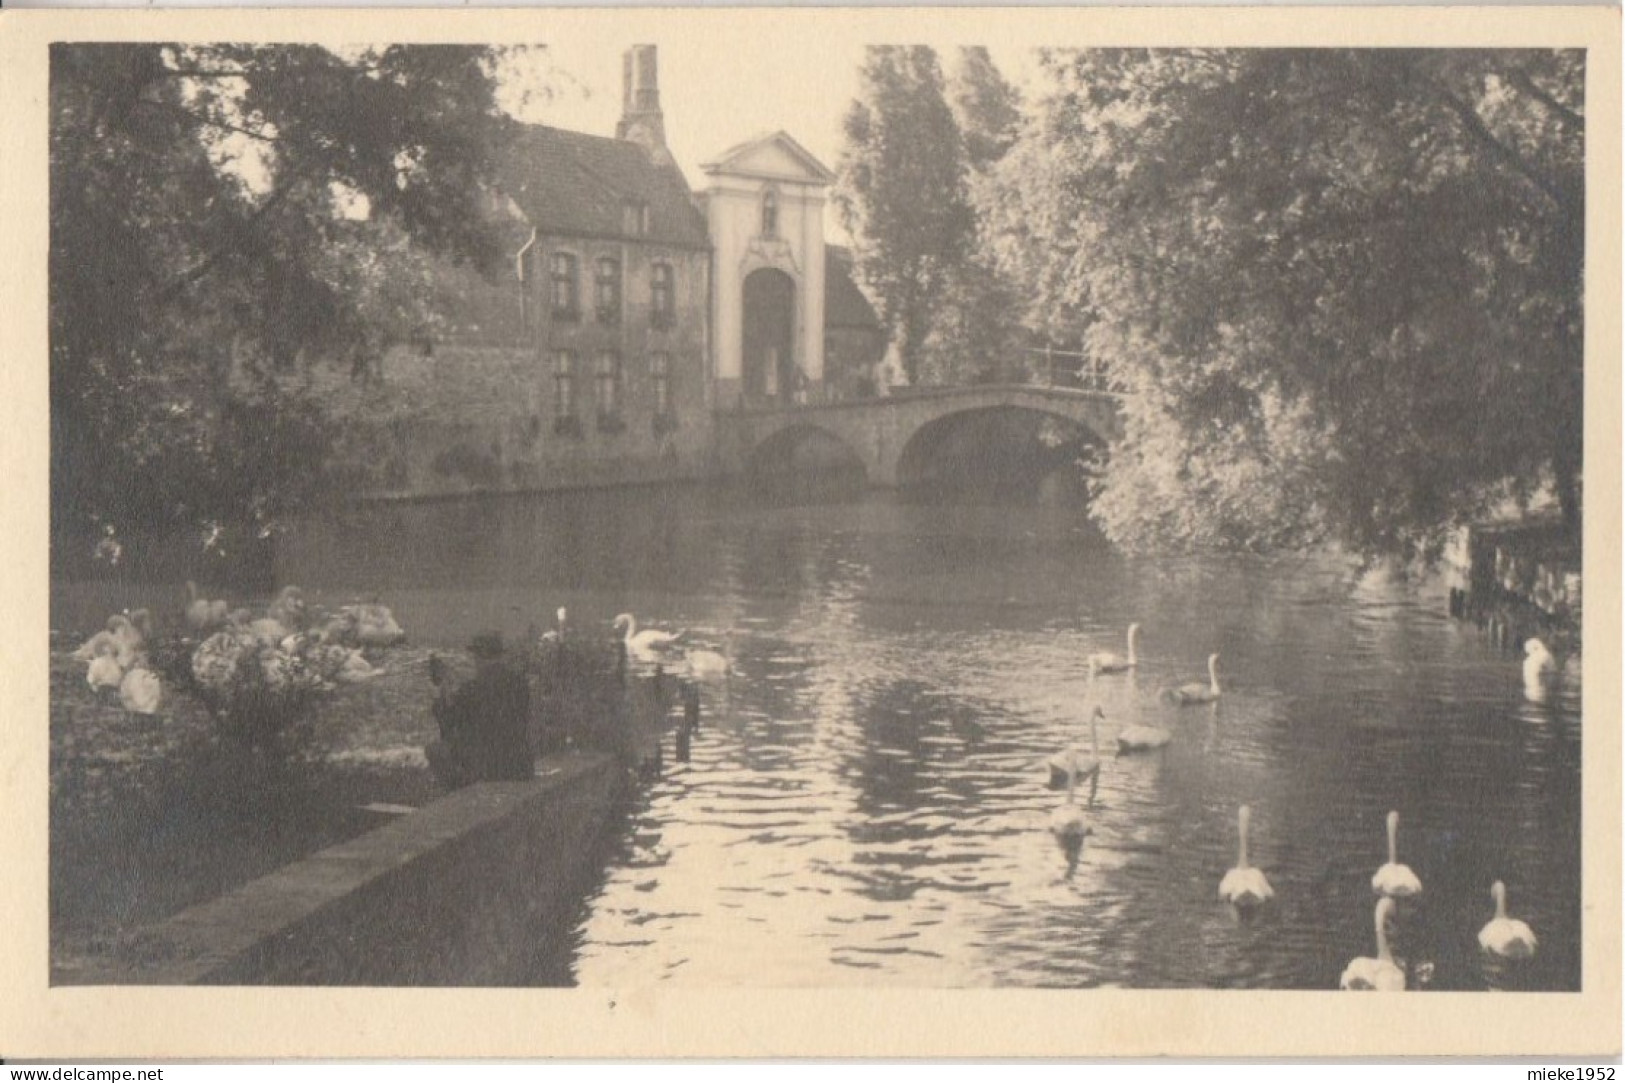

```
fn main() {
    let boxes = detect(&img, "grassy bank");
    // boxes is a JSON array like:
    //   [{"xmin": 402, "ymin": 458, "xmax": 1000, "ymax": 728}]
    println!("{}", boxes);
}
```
[{"xmin": 49, "ymin": 625, "xmax": 660, "ymax": 981}]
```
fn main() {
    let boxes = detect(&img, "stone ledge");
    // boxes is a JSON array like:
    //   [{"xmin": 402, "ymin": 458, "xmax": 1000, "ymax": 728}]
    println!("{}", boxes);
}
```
[{"xmin": 68, "ymin": 752, "xmax": 627, "ymax": 986}]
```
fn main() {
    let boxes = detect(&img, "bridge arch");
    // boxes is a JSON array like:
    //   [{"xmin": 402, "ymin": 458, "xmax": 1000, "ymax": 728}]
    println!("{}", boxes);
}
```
[
  {"xmin": 894, "ymin": 404, "xmax": 1104, "ymax": 502},
  {"xmin": 719, "ymin": 384, "xmax": 1123, "ymax": 492},
  {"xmin": 746, "ymin": 422, "xmax": 867, "ymax": 485}
]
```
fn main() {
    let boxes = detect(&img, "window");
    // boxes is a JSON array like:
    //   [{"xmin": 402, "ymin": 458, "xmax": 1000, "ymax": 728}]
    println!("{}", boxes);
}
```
[
  {"xmin": 651, "ymin": 263, "xmax": 675, "ymax": 329},
  {"xmin": 650, "ymin": 352, "xmax": 672, "ymax": 417},
  {"xmin": 595, "ymin": 258, "xmax": 621, "ymax": 325},
  {"xmin": 517, "ymin": 236, "xmax": 537, "ymax": 330},
  {"xmin": 595, "ymin": 350, "xmax": 624, "ymax": 432},
  {"xmin": 761, "ymin": 188, "xmax": 779, "ymax": 238},
  {"xmin": 549, "ymin": 253, "xmax": 579, "ymax": 321},
  {"xmin": 623, "ymin": 201, "xmax": 651, "ymax": 236},
  {"xmin": 552, "ymin": 350, "xmax": 579, "ymax": 436}
]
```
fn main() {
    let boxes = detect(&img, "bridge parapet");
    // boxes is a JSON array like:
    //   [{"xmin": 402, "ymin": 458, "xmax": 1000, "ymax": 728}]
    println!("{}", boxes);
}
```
[{"xmin": 716, "ymin": 383, "xmax": 1126, "ymax": 486}]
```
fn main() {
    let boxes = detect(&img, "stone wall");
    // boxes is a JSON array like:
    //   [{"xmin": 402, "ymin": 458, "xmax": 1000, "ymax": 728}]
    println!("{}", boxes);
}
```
[
  {"xmin": 322, "ymin": 336, "xmax": 715, "ymax": 499},
  {"xmin": 83, "ymin": 753, "xmax": 627, "ymax": 986}
]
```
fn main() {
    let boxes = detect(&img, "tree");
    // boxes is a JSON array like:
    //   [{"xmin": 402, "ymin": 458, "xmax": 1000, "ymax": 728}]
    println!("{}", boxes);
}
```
[
  {"xmin": 913, "ymin": 48, "xmax": 1030, "ymax": 386},
  {"xmin": 834, "ymin": 46, "xmax": 975, "ymax": 385},
  {"xmin": 990, "ymin": 49, "xmax": 1583, "ymax": 558},
  {"xmin": 951, "ymin": 46, "xmax": 1023, "ymax": 173},
  {"xmin": 50, "ymin": 43, "xmax": 525, "ymax": 568}
]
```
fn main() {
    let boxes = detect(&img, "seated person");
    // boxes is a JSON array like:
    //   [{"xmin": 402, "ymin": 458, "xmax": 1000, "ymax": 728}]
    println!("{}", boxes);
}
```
[{"xmin": 425, "ymin": 632, "xmax": 534, "ymax": 788}]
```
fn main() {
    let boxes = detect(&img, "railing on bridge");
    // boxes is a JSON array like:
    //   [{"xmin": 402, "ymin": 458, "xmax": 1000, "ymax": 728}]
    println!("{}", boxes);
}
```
[
  {"xmin": 732, "ymin": 346, "xmax": 1122, "ymax": 413},
  {"xmin": 1018, "ymin": 345, "xmax": 1118, "ymax": 394}
]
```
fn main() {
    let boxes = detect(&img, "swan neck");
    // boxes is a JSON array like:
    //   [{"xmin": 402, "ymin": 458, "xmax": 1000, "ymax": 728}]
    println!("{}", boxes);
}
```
[
  {"xmin": 1387, "ymin": 813, "xmax": 1399, "ymax": 865},
  {"xmin": 1237, "ymin": 807, "xmax": 1250, "ymax": 868},
  {"xmin": 1209, "ymin": 656, "xmax": 1220, "ymax": 693},
  {"xmin": 1127, "ymin": 627, "xmax": 1138, "ymax": 664},
  {"xmin": 1090, "ymin": 712, "xmax": 1099, "ymax": 757},
  {"xmin": 1494, "ymin": 882, "xmax": 1508, "ymax": 920},
  {"xmin": 1375, "ymin": 903, "xmax": 1393, "ymax": 961}
]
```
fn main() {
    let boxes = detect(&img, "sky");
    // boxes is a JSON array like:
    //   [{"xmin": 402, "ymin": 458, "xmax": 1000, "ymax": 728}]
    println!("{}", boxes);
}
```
[{"xmin": 495, "ymin": 37, "xmax": 1039, "ymax": 236}]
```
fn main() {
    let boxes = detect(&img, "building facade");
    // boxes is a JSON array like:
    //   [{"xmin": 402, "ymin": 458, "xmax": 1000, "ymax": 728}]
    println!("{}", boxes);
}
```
[{"xmin": 345, "ymin": 45, "xmax": 883, "ymax": 498}]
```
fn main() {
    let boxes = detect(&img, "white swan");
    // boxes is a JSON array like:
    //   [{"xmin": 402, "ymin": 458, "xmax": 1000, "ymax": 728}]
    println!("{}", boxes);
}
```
[
  {"xmin": 1218, "ymin": 804, "xmax": 1274, "ymax": 908},
  {"xmin": 71, "ymin": 617, "xmax": 123, "ymax": 663},
  {"xmin": 124, "ymin": 608, "xmax": 154, "ymax": 645},
  {"xmin": 1340, "ymin": 896, "xmax": 1406, "ymax": 991},
  {"xmin": 1116, "ymin": 715, "xmax": 1171, "ymax": 753},
  {"xmin": 1048, "ymin": 767, "xmax": 1093, "ymax": 848},
  {"xmin": 1048, "ymin": 705, "xmax": 1105, "ymax": 790},
  {"xmin": 614, "ymin": 613, "xmax": 682, "ymax": 658},
  {"xmin": 1523, "ymin": 638, "xmax": 1556, "ymax": 703},
  {"xmin": 346, "ymin": 603, "xmax": 405, "ymax": 646},
  {"xmin": 1371, "ymin": 810, "xmax": 1423, "ymax": 898},
  {"xmin": 1478, "ymin": 880, "xmax": 1538, "ymax": 958},
  {"xmin": 86, "ymin": 639, "xmax": 125, "ymax": 694},
  {"xmin": 538, "ymin": 607, "xmax": 569, "ymax": 646},
  {"xmin": 102, "ymin": 614, "xmax": 144, "ymax": 669},
  {"xmin": 184, "ymin": 581, "xmax": 219, "ymax": 632},
  {"xmin": 1088, "ymin": 623, "xmax": 1141, "ymax": 674},
  {"xmin": 1165, "ymin": 653, "xmax": 1222, "ymax": 706},
  {"xmin": 118, "ymin": 666, "xmax": 162, "ymax": 715}
]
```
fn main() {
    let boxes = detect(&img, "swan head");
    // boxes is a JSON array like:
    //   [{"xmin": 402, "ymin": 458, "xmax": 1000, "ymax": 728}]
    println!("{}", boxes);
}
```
[
  {"xmin": 612, "ymin": 613, "xmax": 634, "ymax": 633},
  {"xmin": 556, "ymin": 607, "xmax": 568, "ymax": 626},
  {"xmin": 1208, "ymin": 653, "xmax": 1221, "ymax": 667},
  {"xmin": 107, "ymin": 615, "xmax": 133, "ymax": 634},
  {"xmin": 1128, "ymin": 623, "xmax": 1141, "ymax": 637},
  {"xmin": 1524, "ymin": 637, "xmax": 1551, "ymax": 657},
  {"xmin": 1092, "ymin": 705, "xmax": 1106, "ymax": 720}
]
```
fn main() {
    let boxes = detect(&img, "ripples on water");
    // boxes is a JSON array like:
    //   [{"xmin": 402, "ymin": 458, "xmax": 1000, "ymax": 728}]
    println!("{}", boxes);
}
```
[
  {"xmin": 56, "ymin": 486, "xmax": 1583, "ymax": 989},
  {"xmin": 525, "ymin": 493, "xmax": 1578, "ymax": 991}
]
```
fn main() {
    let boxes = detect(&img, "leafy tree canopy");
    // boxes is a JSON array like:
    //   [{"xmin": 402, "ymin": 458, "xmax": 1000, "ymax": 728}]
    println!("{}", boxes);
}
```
[
  {"xmin": 834, "ymin": 46, "xmax": 976, "ymax": 385},
  {"xmin": 988, "ymin": 49, "xmax": 1583, "ymax": 558},
  {"xmin": 51, "ymin": 43, "xmax": 527, "ymax": 564}
]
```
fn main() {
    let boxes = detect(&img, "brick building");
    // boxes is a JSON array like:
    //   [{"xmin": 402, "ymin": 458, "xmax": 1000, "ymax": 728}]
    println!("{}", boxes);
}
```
[{"xmin": 350, "ymin": 45, "xmax": 884, "ymax": 497}]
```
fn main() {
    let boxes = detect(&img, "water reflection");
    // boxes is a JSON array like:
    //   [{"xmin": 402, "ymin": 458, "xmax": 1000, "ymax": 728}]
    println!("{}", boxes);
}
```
[{"xmin": 54, "ymin": 484, "xmax": 1581, "ymax": 989}]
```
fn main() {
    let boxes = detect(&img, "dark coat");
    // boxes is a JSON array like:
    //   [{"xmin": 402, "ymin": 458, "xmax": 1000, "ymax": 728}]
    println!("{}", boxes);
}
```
[{"xmin": 432, "ymin": 661, "xmax": 534, "ymax": 783}]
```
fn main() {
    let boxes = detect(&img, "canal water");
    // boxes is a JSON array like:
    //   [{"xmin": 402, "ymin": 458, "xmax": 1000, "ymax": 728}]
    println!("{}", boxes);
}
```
[
  {"xmin": 55, "ymin": 482, "xmax": 1584, "ymax": 989},
  {"xmin": 269, "ymin": 483, "xmax": 1583, "ymax": 991}
]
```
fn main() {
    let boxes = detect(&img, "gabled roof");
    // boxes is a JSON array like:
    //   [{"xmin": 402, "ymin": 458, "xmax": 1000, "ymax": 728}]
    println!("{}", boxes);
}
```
[
  {"xmin": 700, "ymin": 130, "xmax": 836, "ymax": 186},
  {"xmin": 825, "ymin": 245, "xmax": 880, "ymax": 330},
  {"xmin": 496, "ymin": 124, "xmax": 709, "ymax": 248}
]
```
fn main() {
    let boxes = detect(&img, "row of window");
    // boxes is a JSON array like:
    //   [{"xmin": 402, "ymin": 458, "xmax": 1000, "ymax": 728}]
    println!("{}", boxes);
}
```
[
  {"xmin": 518, "ymin": 252, "xmax": 677, "ymax": 329},
  {"xmin": 551, "ymin": 350, "xmax": 676, "ymax": 436}
]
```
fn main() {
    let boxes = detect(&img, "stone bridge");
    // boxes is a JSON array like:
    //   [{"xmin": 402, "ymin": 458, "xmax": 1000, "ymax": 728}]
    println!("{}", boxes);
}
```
[{"xmin": 714, "ymin": 384, "xmax": 1126, "ymax": 486}]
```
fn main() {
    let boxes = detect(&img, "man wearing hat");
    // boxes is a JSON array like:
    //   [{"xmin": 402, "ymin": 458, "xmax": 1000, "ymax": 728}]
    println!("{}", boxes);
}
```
[{"xmin": 425, "ymin": 631, "xmax": 534, "ymax": 788}]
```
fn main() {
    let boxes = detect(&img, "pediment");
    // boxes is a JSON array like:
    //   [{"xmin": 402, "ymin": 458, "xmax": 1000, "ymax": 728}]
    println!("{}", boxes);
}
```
[{"xmin": 701, "ymin": 131, "xmax": 835, "ymax": 186}]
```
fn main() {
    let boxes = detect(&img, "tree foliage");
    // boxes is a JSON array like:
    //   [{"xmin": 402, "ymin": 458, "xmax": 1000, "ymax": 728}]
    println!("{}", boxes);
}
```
[
  {"xmin": 834, "ymin": 46, "xmax": 975, "ymax": 385},
  {"xmin": 50, "ymin": 43, "xmax": 524, "ymax": 566},
  {"xmin": 914, "ymin": 48, "xmax": 1031, "ymax": 386},
  {"xmin": 988, "ymin": 49, "xmax": 1583, "ymax": 557}
]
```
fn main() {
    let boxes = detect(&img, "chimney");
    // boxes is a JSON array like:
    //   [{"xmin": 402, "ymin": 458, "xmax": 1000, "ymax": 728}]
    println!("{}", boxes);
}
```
[{"xmin": 616, "ymin": 45, "xmax": 667, "ymax": 154}]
